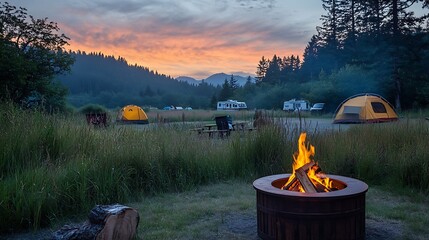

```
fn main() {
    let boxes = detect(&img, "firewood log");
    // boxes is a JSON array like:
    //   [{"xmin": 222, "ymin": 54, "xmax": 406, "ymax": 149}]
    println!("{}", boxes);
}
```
[{"xmin": 52, "ymin": 204, "xmax": 139, "ymax": 240}]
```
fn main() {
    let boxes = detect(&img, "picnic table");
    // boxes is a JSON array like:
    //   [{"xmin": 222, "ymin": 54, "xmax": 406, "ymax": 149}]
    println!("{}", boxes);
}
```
[
  {"xmin": 189, "ymin": 123, "xmax": 217, "ymax": 136},
  {"xmin": 190, "ymin": 120, "xmax": 256, "ymax": 138},
  {"xmin": 232, "ymin": 121, "xmax": 247, "ymax": 131},
  {"xmin": 202, "ymin": 123, "xmax": 222, "ymax": 137},
  {"xmin": 190, "ymin": 123, "xmax": 224, "ymax": 137},
  {"xmin": 204, "ymin": 123, "xmax": 217, "ymax": 130}
]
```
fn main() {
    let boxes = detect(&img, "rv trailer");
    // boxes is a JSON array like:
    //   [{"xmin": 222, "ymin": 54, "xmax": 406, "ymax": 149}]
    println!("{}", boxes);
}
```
[
  {"xmin": 217, "ymin": 100, "xmax": 247, "ymax": 110},
  {"xmin": 283, "ymin": 99, "xmax": 311, "ymax": 111}
]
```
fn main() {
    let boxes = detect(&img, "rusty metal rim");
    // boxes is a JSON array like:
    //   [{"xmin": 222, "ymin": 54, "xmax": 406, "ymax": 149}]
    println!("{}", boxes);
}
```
[{"xmin": 253, "ymin": 174, "xmax": 368, "ymax": 198}]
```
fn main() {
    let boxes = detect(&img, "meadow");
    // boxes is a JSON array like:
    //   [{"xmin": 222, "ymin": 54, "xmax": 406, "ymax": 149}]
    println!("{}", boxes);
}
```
[{"xmin": 1, "ymin": 103, "xmax": 429, "ymax": 237}]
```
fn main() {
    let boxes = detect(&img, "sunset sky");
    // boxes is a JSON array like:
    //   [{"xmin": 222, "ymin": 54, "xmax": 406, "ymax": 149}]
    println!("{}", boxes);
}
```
[{"xmin": 13, "ymin": 0, "xmax": 325, "ymax": 79}]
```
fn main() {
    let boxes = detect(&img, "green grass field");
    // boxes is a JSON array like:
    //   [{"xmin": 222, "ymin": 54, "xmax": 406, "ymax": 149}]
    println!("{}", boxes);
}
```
[{"xmin": 1, "ymin": 103, "xmax": 429, "ymax": 237}]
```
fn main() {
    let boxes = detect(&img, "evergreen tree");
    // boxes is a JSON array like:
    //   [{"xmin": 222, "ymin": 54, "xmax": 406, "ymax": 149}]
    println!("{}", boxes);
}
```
[
  {"xmin": 316, "ymin": 0, "xmax": 344, "ymax": 74},
  {"xmin": 318, "ymin": 0, "xmax": 341, "ymax": 46},
  {"xmin": 360, "ymin": 0, "xmax": 390, "ymax": 38},
  {"xmin": 218, "ymin": 79, "xmax": 233, "ymax": 100},
  {"xmin": 301, "ymin": 35, "xmax": 322, "ymax": 80},
  {"xmin": 142, "ymin": 86, "xmax": 154, "ymax": 97},
  {"xmin": 383, "ymin": 0, "xmax": 425, "ymax": 109},
  {"xmin": 263, "ymin": 55, "xmax": 282, "ymax": 84},
  {"xmin": 242, "ymin": 76, "xmax": 256, "ymax": 96},
  {"xmin": 280, "ymin": 55, "xmax": 301, "ymax": 83},
  {"xmin": 255, "ymin": 56, "xmax": 269, "ymax": 85},
  {"xmin": 245, "ymin": 76, "xmax": 253, "ymax": 85},
  {"xmin": 210, "ymin": 94, "xmax": 218, "ymax": 109},
  {"xmin": 229, "ymin": 74, "xmax": 238, "ymax": 91}
]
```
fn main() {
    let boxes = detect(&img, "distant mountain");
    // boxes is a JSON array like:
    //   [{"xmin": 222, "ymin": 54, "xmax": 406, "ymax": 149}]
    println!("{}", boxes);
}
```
[
  {"xmin": 176, "ymin": 73, "xmax": 255, "ymax": 87},
  {"xmin": 176, "ymin": 76, "xmax": 200, "ymax": 86}
]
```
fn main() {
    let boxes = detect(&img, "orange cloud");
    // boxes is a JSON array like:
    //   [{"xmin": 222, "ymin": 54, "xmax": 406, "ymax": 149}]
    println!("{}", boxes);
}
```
[
  {"xmin": 53, "ymin": 1, "xmax": 316, "ymax": 79},
  {"xmin": 64, "ymin": 25, "xmax": 305, "ymax": 79}
]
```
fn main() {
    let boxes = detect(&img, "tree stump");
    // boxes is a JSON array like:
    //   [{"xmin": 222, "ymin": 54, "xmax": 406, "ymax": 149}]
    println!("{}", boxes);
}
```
[{"xmin": 52, "ymin": 204, "xmax": 139, "ymax": 240}]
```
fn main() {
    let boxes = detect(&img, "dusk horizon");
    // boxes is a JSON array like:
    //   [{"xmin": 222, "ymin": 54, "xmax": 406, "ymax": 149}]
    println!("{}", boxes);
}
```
[{"xmin": 12, "ymin": 0, "xmax": 325, "ymax": 79}]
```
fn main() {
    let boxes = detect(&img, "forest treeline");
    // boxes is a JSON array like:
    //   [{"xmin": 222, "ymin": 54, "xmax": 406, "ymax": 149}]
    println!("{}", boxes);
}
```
[
  {"xmin": 250, "ymin": 0, "xmax": 429, "ymax": 111},
  {"xmin": 57, "ymin": 51, "xmax": 219, "ymax": 109}
]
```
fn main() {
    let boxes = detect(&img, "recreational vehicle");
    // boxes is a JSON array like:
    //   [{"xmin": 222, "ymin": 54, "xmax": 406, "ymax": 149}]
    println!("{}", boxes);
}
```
[
  {"xmin": 217, "ymin": 100, "xmax": 247, "ymax": 111},
  {"xmin": 283, "ymin": 99, "xmax": 311, "ymax": 111}
]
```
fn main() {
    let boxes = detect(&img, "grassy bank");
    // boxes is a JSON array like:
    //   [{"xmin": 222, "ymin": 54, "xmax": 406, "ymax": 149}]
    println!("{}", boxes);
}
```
[{"xmin": 0, "ymin": 103, "xmax": 428, "ymax": 233}]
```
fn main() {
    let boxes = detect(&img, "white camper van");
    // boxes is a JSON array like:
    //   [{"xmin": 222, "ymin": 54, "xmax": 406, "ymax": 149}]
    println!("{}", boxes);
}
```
[
  {"xmin": 217, "ymin": 100, "xmax": 247, "ymax": 110},
  {"xmin": 283, "ymin": 99, "xmax": 311, "ymax": 111}
]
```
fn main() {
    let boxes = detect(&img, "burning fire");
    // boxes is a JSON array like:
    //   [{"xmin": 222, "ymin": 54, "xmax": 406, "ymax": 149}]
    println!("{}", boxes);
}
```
[{"xmin": 281, "ymin": 132, "xmax": 333, "ymax": 193}]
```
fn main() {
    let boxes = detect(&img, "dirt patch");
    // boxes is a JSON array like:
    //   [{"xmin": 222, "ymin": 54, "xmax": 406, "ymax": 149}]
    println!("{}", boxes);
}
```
[
  {"xmin": 366, "ymin": 216, "xmax": 404, "ymax": 240},
  {"xmin": 0, "ymin": 229, "xmax": 54, "ymax": 240},
  {"xmin": 0, "ymin": 216, "xmax": 403, "ymax": 240},
  {"xmin": 217, "ymin": 213, "xmax": 258, "ymax": 240}
]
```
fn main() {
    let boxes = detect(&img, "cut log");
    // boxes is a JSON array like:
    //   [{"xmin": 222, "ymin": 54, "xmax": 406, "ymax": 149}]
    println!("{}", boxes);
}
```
[
  {"xmin": 281, "ymin": 161, "xmax": 334, "ymax": 193},
  {"xmin": 52, "ymin": 204, "xmax": 139, "ymax": 240},
  {"xmin": 299, "ymin": 161, "xmax": 316, "ymax": 172},
  {"xmin": 295, "ymin": 166, "xmax": 317, "ymax": 193},
  {"xmin": 281, "ymin": 161, "xmax": 315, "ymax": 190},
  {"xmin": 288, "ymin": 179, "xmax": 301, "ymax": 192},
  {"xmin": 95, "ymin": 205, "xmax": 139, "ymax": 240},
  {"xmin": 281, "ymin": 175, "xmax": 297, "ymax": 190},
  {"xmin": 313, "ymin": 180, "xmax": 332, "ymax": 192}
]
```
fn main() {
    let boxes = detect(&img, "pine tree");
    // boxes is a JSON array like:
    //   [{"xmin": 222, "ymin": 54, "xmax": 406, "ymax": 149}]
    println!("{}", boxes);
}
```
[
  {"xmin": 317, "ymin": 0, "xmax": 344, "ymax": 74},
  {"xmin": 219, "ymin": 79, "xmax": 233, "ymax": 100},
  {"xmin": 383, "ymin": 0, "xmax": 426, "ymax": 110},
  {"xmin": 210, "ymin": 94, "xmax": 218, "ymax": 109},
  {"xmin": 301, "ymin": 35, "xmax": 322, "ymax": 80},
  {"xmin": 242, "ymin": 76, "xmax": 256, "ymax": 96},
  {"xmin": 144, "ymin": 85, "xmax": 154, "ymax": 96},
  {"xmin": 255, "ymin": 56, "xmax": 269, "ymax": 85},
  {"xmin": 229, "ymin": 74, "xmax": 238, "ymax": 91},
  {"xmin": 264, "ymin": 55, "xmax": 282, "ymax": 84},
  {"xmin": 318, "ymin": 0, "xmax": 341, "ymax": 46}
]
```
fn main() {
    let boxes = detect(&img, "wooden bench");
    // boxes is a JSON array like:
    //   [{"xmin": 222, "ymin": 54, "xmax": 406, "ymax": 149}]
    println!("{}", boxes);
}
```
[
  {"xmin": 190, "ymin": 128, "xmax": 204, "ymax": 134},
  {"xmin": 201, "ymin": 129, "xmax": 230, "ymax": 138}
]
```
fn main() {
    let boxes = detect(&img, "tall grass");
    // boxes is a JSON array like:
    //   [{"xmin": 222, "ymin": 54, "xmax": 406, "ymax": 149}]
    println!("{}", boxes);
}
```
[
  {"xmin": 0, "ymin": 104, "xmax": 244, "ymax": 232},
  {"xmin": 314, "ymin": 120, "xmax": 429, "ymax": 191},
  {"xmin": 1, "ymin": 103, "xmax": 429, "ymax": 232}
]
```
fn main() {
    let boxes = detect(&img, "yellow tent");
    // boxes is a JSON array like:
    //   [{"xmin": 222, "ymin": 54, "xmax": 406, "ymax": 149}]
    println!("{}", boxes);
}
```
[
  {"xmin": 333, "ymin": 93, "xmax": 398, "ymax": 124},
  {"xmin": 117, "ymin": 105, "xmax": 149, "ymax": 124}
]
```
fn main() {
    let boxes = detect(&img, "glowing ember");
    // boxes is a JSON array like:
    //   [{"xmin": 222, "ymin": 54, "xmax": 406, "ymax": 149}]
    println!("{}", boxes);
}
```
[{"xmin": 281, "ymin": 132, "xmax": 333, "ymax": 192}]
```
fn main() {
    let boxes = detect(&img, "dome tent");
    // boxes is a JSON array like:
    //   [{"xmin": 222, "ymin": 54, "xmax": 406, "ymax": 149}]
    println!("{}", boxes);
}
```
[
  {"xmin": 117, "ymin": 105, "xmax": 149, "ymax": 124},
  {"xmin": 333, "ymin": 93, "xmax": 398, "ymax": 124}
]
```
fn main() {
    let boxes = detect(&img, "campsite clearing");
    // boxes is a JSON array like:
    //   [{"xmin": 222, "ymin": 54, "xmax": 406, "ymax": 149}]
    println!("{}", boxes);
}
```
[{"xmin": 4, "ymin": 181, "xmax": 428, "ymax": 240}]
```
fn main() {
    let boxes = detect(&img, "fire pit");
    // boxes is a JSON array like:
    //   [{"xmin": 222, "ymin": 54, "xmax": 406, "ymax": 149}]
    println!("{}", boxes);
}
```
[{"xmin": 253, "ymin": 133, "xmax": 368, "ymax": 240}]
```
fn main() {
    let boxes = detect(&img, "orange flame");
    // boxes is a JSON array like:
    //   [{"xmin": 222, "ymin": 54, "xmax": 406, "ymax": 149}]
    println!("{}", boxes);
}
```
[
  {"xmin": 282, "ymin": 132, "xmax": 332, "ymax": 192},
  {"xmin": 292, "ymin": 132, "xmax": 314, "ymax": 172}
]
